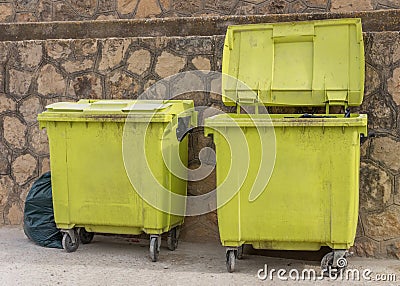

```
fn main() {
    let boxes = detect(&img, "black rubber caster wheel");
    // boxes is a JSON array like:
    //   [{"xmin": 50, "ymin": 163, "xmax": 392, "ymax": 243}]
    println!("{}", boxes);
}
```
[
  {"xmin": 226, "ymin": 250, "xmax": 236, "ymax": 273},
  {"xmin": 150, "ymin": 236, "xmax": 160, "ymax": 262},
  {"xmin": 62, "ymin": 230, "xmax": 79, "ymax": 253},
  {"xmin": 79, "ymin": 228, "xmax": 94, "ymax": 244},
  {"xmin": 167, "ymin": 227, "xmax": 179, "ymax": 251},
  {"xmin": 321, "ymin": 251, "xmax": 347, "ymax": 276}
]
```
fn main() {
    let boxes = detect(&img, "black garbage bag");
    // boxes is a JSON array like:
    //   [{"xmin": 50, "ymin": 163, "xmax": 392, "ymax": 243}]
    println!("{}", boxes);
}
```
[{"xmin": 23, "ymin": 172, "xmax": 62, "ymax": 249}]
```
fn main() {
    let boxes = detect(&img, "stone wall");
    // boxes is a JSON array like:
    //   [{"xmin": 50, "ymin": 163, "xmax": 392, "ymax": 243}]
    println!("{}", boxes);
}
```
[
  {"xmin": 0, "ymin": 35, "xmax": 224, "ymax": 229},
  {"xmin": 353, "ymin": 32, "xmax": 400, "ymax": 259},
  {"xmin": 1, "ymin": 30, "xmax": 400, "ymax": 258},
  {"xmin": 0, "ymin": 0, "xmax": 399, "ymax": 22}
]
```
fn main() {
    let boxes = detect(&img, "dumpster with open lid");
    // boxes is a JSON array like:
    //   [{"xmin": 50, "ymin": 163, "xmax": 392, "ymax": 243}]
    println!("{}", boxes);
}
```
[
  {"xmin": 38, "ymin": 99, "xmax": 196, "ymax": 261},
  {"xmin": 204, "ymin": 19, "xmax": 367, "ymax": 272}
]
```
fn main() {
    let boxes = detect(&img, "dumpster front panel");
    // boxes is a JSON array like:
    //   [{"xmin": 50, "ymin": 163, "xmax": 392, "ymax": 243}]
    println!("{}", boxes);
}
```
[
  {"xmin": 48, "ymin": 120, "xmax": 168, "ymax": 233},
  {"xmin": 205, "ymin": 114, "xmax": 367, "ymax": 250}
]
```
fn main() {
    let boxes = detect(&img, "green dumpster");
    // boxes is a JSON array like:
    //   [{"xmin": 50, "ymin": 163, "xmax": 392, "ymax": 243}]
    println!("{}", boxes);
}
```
[
  {"xmin": 204, "ymin": 19, "xmax": 367, "ymax": 272},
  {"xmin": 38, "ymin": 99, "xmax": 196, "ymax": 261}
]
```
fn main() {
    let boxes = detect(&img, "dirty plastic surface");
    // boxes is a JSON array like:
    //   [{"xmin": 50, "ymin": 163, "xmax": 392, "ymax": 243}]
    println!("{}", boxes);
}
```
[
  {"xmin": 38, "ymin": 99, "xmax": 196, "ymax": 236},
  {"xmin": 221, "ymin": 18, "xmax": 365, "ymax": 107}
]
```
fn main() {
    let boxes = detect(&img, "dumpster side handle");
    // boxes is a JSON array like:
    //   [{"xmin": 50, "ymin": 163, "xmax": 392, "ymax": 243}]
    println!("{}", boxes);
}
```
[{"xmin": 360, "ymin": 131, "xmax": 375, "ymax": 144}]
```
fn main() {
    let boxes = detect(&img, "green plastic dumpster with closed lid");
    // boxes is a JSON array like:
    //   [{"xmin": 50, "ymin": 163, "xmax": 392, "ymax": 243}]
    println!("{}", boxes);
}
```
[
  {"xmin": 204, "ymin": 18, "xmax": 367, "ymax": 272},
  {"xmin": 38, "ymin": 99, "xmax": 196, "ymax": 261}
]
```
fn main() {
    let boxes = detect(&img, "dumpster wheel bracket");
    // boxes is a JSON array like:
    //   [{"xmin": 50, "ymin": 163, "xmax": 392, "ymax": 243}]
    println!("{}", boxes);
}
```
[
  {"xmin": 61, "ymin": 228, "xmax": 79, "ymax": 253},
  {"xmin": 321, "ymin": 250, "xmax": 349, "ymax": 276}
]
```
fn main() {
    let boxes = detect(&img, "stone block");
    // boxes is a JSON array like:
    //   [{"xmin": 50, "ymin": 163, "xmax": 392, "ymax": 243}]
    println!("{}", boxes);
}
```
[
  {"xmin": 0, "ymin": 3, "xmax": 13, "ymax": 22},
  {"xmin": 37, "ymin": 64, "xmax": 66, "ymax": 97},
  {"xmin": 0, "ymin": 93, "xmax": 16, "ymax": 113},
  {"xmin": 72, "ymin": 39, "xmax": 98, "ymax": 57},
  {"xmin": 0, "ymin": 141, "xmax": 11, "ymax": 174},
  {"xmin": 155, "ymin": 51, "xmax": 186, "ymax": 78},
  {"xmin": 19, "ymin": 183, "xmax": 31, "ymax": 203},
  {"xmin": 351, "ymin": 236, "xmax": 381, "ymax": 258},
  {"xmin": 62, "ymin": 59, "xmax": 94, "ymax": 74},
  {"xmin": 15, "ymin": 41, "xmax": 42, "ymax": 70},
  {"xmin": 370, "ymin": 136, "xmax": 400, "ymax": 172},
  {"xmin": 192, "ymin": 56, "xmax": 211, "ymax": 71},
  {"xmin": 127, "ymin": 49, "xmax": 152, "ymax": 76},
  {"xmin": 14, "ymin": 0, "xmax": 39, "ymax": 12},
  {"xmin": 394, "ymin": 37, "xmax": 400, "ymax": 63},
  {"xmin": 363, "ymin": 205, "xmax": 400, "ymax": 241},
  {"xmin": 0, "ymin": 175, "xmax": 13, "ymax": 208},
  {"xmin": 67, "ymin": 73, "xmax": 103, "ymax": 99},
  {"xmin": 66, "ymin": 0, "xmax": 97, "ymax": 17},
  {"xmin": 96, "ymin": 14, "xmax": 118, "ymax": 20},
  {"xmin": 331, "ymin": 0, "xmax": 373, "ymax": 12},
  {"xmin": 359, "ymin": 161, "xmax": 392, "ymax": 212},
  {"xmin": 368, "ymin": 32, "xmax": 398, "ymax": 67},
  {"xmin": 383, "ymin": 239, "xmax": 400, "ymax": 259},
  {"xmin": 365, "ymin": 64, "xmax": 381, "ymax": 97},
  {"xmin": 28, "ymin": 124, "xmax": 49, "ymax": 155},
  {"xmin": 3, "ymin": 116, "xmax": 27, "ymax": 149},
  {"xmin": 159, "ymin": 0, "xmax": 171, "ymax": 11},
  {"xmin": 15, "ymin": 12, "xmax": 37, "ymax": 22},
  {"xmin": 98, "ymin": 0, "xmax": 116, "ymax": 12},
  {"xmin": 98, "ymin": 39, "xmax": 130, "ymax": 73},
  {"xmin": 53, "ymin": 1, "xmax": 80, "ymax": 21},
  {"xmin": 303, "ymin": 0, "xmax": 328, "ymax": 8},
  {"xmin": 376, "ymin": 0, "xmax": 400, "ymax": 9},
  {"xmin": 37, "ymin": 0, "xmax": 52, "ymax": 21},
  {"xmin": 169, "ymin": 37, "xmax": 214, "ymax": 56},
  {"xmin": 6, "ymin": 203, "xmax": 23, "ymax": 225},
  {"xmin": 359, "ymin": 96, "xmax": 396, "ymax": 131},
  {"xmin": 388, "ymin": 67, "xmax": 400, "ymax": 105},
  {"xmin": 204, "ymin": 0, "xmax": 237, "ymax": 13},
  {"xmin": 19, "ymin": 96, "xmax": 42, "ymax": 124},
  {"xmin": 117, "ymin": 0, "xmax": 138, "ymax": 15},
  {"xmin": 256, "ymin": 0, "xmax": 289, "ymax": 14},
  {"xmin": 172, "ymin": 0, "xmax": 201, "ymax": 15},
  {"xmin": 141, "ymin": 78, "xmax": 167, "ymax": 99},
  {"xmin": 135, "ymin": 0, "xmax": 161, "ymax": 18},
  {"xmin": 0, "ymin": 42, "xmax": 10, "ymax": 65},
  {"xmin": 12, "ymin": 153, "xmax": 37, "ymax": 185},
  {"xmin": 8, "ymin": 69, "xmax": 33, "ymax": 98},
  {"xmin": 46, "ymin": 41, "xmax": 72, "ymax": 60},
  {"xmin": 105, "ymin": 70, "xmax": 140, "ymax": 99},
  {"xmin": 40, "ymin": 157, "xmax": 51, "ymax": 175},
  {"xmin": 395, "ymin": 175, "xmax": 400, "ymax": 205}
]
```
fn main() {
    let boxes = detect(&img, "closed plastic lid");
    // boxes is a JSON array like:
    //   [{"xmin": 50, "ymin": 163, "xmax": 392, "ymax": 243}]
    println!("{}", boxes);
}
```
[
  {"xmin": 38, "ymin": 99, "xmax": 197, "ymax": 124},
  {"xmin": 45, "ymin": 100, "xmax": 172, "ymax": 113},
  {"xmin": 222, "ymin": 18, "xmax": 365, "ymax": 107}
]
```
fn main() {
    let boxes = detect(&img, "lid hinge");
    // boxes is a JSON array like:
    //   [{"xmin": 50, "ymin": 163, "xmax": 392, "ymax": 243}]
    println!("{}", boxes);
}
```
[
  {"xmin": 325, "ymin": 90, "xmax": 349, "ymax": 114},
  {"xmin": 236, "ymin": 89, "xmax": 260, "ymax": 114},
  {"xmin": 235, "ymin": 81, "xmax": 260, "ymax": 107}
]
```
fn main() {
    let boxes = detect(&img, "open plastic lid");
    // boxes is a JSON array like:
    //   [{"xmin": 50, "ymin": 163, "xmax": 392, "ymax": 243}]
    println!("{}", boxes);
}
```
[{"xmin": 222, "ymin": 18, "xmax": 365, "ymax": 107}]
